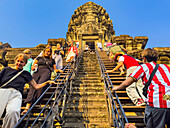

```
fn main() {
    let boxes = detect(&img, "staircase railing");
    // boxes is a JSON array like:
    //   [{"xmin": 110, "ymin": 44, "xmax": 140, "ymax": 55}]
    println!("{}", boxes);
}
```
[
  {"xmin": 95, "ymin": 49, "xmax": 128, "ymax": 128},
  {"xmin": 15, "ymin": 51, "xmax": 84, "ymax": 128}
]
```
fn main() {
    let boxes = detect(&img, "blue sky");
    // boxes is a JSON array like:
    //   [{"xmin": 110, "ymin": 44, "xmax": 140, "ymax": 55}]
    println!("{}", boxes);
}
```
[{"xmin": 0, "ymin": 0, "xmax": 170, "ymax": 48}]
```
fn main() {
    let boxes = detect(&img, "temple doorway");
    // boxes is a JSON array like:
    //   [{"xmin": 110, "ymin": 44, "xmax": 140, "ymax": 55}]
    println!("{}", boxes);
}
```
[{"xmin": 86, "ymin": 42, "xmax": 95, "ymax": 50}]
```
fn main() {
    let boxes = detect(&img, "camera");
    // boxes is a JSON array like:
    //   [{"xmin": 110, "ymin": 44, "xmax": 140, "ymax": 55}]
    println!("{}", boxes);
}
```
[{"xmin": 54, "ymin": 50, "xmax": 60, "ymax": 55}]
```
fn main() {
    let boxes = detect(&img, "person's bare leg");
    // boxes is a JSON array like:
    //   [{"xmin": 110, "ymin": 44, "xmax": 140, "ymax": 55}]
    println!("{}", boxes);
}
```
[{"xmin": 119, "ymin": 66, "xmax": 125, "ymax": 75}]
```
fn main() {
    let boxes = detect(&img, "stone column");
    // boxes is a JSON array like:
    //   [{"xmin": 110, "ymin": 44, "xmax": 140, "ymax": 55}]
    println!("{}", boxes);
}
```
[{"xmin": 78, "ymin": 34, "xmax": 83, "ymax": 50}]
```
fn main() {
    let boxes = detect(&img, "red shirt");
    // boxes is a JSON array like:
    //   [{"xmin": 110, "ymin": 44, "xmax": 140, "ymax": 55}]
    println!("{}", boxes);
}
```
[
  {"xmin": 119, "ymin": 55, "xmax": 139, "ymax": 69},
  {"xmin": 68, "ymin": 46, "xmax": 78, "ymax": 55},
  {"xmin": 130, "ymin": 62, "xmax": 170, "ymax": 108}
]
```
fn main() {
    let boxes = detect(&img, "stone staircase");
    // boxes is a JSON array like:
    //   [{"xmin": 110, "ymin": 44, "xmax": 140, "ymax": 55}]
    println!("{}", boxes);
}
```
[
  {"xmin": 99, "ymin": 51, "xmax": 145, "ymax": 128},
  {"xmin": 63, "ymin": 52, "xmax": 110, "ymax": 128},
  {"xmin": 0, "ymin": 49, "xmax": 146, "ymax": 128}
]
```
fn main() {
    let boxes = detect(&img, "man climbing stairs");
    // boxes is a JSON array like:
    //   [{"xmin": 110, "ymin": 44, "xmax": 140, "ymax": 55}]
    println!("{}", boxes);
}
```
[{"xmin": 99, "ymin": 51, "xmax": 145, "ymax": 128}]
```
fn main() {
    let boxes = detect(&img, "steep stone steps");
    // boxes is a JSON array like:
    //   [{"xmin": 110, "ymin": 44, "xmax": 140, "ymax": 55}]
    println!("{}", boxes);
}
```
[
  {"xmin": 75, "ymin": 77, "xmax": 101, "ymax": 80},
  {"xmin": 74, "ymin": 80, "xmax": 102, "ymax": 84},
  {"xmin": 74, "ymin": 75, "xmax": 101, "ymax": 78},
  {"xmin": 63, "ymin": 53, "xmax": 110, "ymax": 128},
  {"xmin": 63, "ymin": 123, "xmax": 110, "ymax": 128},
  {"xmin": 72, "ymin": 86, "xmax": 104, "ymax": 92},
  {"xmin": 120, "ymin": 106, "xmax": 145, "ymax": 112},
  {"xmin": 74, "ymin": 83, "xmax": 105, "ymax": 87},
  {"xmin": 99, "ymin": 51, "xmax": 145, "ymax": 128}
]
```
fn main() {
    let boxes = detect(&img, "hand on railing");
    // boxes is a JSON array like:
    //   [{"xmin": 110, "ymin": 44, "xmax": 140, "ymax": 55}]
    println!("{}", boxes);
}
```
[
  {"xmin": 111, "ymin": 86, "xmax": 119, "ymax": 93},
  {"xmin": 46, "ymin": 80, "xmax": 56, "ymax": 85},
  {"xmin": 55, "ymin": 69, "xmax": 63, "ymax": 73}
]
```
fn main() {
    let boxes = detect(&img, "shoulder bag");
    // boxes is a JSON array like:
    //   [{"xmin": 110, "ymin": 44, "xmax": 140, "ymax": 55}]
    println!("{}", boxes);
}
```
[
  {"xmin": 143, "ymin": 64, "xmax": 159, "ymax": 97},
  {"xmin": 0, "ymin": 69, "xmax": 24, "ymax": 88}
]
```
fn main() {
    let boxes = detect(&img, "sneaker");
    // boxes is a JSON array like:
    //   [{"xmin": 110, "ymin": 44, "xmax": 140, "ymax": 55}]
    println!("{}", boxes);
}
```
[{"xmin": 136, "ymin": 98, "xmax": 146, "ymax": 106}]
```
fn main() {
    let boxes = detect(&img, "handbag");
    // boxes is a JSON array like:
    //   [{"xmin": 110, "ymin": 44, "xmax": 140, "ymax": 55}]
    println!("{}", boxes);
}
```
[
  {"xmin": 143, "ymin": 64, "xmax": 159, "ymax": 97},
  {"xmin": 0, "ymin": 69, "xmax": 24, "ymax": 88}
]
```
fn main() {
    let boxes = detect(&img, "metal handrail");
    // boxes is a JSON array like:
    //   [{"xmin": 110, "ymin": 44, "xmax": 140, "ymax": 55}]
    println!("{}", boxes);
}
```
[
  {"xmin": 39, "ymin": 51, "xmax": 83, "ymax": 128},
  {"xmin": 95, "ymin": 49, "xmax": 128, "ymax": 128},
  {"xmin": 15, "ymin": 51, "xmax": 84, "ymax": 128}
]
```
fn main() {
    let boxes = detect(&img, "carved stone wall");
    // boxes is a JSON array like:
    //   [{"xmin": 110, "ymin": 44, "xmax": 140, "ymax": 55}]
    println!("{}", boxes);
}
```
[
  {"xmin": 154, "ymin": 47, "xmax": 170, "ymax": 66},
  {"xmin": 66, "ymin": 1, "xmax": 115, "ymax": 49},
  {"xmin": 111, "ymin": 35, "xmax": 148, "ymax": 51},
  {"xmin": 48, "ymin": 38, "xmax": 66, "ymax": 47},
  {"xmin": 0, "ymin": 47, "xmax": 43, "ymax": 64}
]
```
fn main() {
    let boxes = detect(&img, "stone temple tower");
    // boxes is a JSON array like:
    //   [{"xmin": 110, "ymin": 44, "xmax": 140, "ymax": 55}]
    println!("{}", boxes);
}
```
[{"xmin": 66, "ymin": 1, "xmax": 115, "ymax": 50}]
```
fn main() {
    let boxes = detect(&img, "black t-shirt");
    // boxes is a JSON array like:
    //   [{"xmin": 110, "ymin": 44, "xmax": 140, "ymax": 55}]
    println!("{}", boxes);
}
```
[
  {"xmin": 0, "ymin": 67, "xmax": 33, "ymax": 93},
  {"xmin": 37, "ymin": 57, "xmax": 55, "ymax": 70},
  {"xmin": 54, "ymin": 50, "xmax": 61, "ymax": 55},
  {"xmin": 54, "ymin": 50, "xmax": 64, "ymax": 57}
]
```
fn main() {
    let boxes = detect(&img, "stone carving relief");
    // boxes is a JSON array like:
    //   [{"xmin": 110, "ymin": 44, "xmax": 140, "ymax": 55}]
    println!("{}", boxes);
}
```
[{"xmin": 66, "ymin": 1, "xmax": 115, "ymax": 45}]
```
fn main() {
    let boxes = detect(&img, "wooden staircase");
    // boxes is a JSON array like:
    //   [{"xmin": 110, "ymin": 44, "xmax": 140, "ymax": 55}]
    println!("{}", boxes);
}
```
[
  {"xmin": 99, "ymin": 51, "xmax": 145, "ymax": 128},
  {"xmin": 63, "ymin": 52, "xmax": 110, "ymax": 128}
]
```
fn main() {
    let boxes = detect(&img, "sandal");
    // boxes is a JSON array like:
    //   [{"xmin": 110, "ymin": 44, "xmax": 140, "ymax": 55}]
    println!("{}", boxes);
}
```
[
  {"xmin": 21, "ymin": 109, "xmax": 28, "ymax": 115},
  {"xmin": 119, "ymin": 72, "xmax": 125, "ymax": 76}
]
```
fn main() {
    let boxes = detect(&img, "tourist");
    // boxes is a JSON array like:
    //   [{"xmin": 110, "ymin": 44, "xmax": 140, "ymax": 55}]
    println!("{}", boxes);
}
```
[
  {"xmin": 96, "ymin": 41, "xmax": 103, "ymax": 51},
  {"xmin": 23, "ymin": 49, "xmax": 34, "ymax": 75},
  {"xmin": 103, "ymin": 42, "xmax": 107, "ymax": 51},
  {"xmin": 66, "ymin": 41, "xmax": 78, "ymax": 62},
  {"xmin": 109, "ymin": 43, "xmax": 126, "ymax": 75},
  {"xmin": 53, "ymin": 43, "xmax": 64, "ymax": 70},
  {"xmin": 105, "ymin": 41, "xmax": 112, "ymax": 55},
  {"xmin": 37, "ymin": 44, "xmax": 52, "ymax": 58},
  {"xmin": 0, "ymin": 53, "xmax": 55, "ymax": 128},
  {"xmin": 106, "ymin": 41, "xmax": 112, "ymax": 47},
  {"xmin": 103, "ymin": 41, "xmax": 111, "ymax": 52},
  {"xmin": 76, "ymin": 41, "xmax": 79, "ymax": 48},
  {"xmin": 66, "ymin": 41, "xmax": 71, "ymax": 48},
  {"xmin": 85, "ymin": 45, "xmax": 90, "ymax": 52},
  {"xmin": 109, "ymin": 43, "xmax": 126, "ymax": 62},
  {"xmin": 112, "ymin": 48, "xmax": 170, "ymax": 128},
  {"xmin": 22, "ymin": 47, "xmax": 62, "ymax": 114},
  {"xmin": 106, "ymin": 53, "xmax": 146, "ymax": 106}
]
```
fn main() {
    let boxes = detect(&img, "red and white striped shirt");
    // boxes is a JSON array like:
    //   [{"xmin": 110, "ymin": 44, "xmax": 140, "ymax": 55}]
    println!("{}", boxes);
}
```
[{"xmin": 130, "ymin": 62, "xmax": 170, "ymax": 108}]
